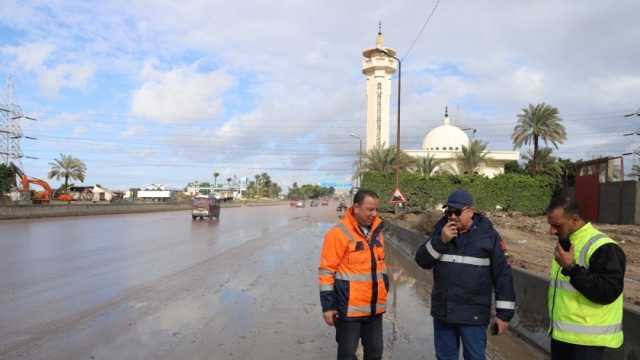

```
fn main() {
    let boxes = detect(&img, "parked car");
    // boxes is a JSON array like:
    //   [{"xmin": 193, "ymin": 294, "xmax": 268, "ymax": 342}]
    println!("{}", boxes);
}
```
[
  {"xmin": 321, "ymin": 199, "xmax": 329, "ymax": 206},
  {"xmin": 295, "ymin": 200, "xmax": 305, "ymax": 208},
  {"xmin": 192, "ymin": 196, "xmax": 221, "ymax": 220},
  {"xmin": 310, "ymin": 200, "xmax": 320, "ymax": 207}
]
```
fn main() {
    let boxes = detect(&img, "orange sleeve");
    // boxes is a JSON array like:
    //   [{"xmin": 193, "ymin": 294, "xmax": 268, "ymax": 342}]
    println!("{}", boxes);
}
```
[{"xmin": 319, "ymin": 227, "xmax": 347, "ymax": 288}]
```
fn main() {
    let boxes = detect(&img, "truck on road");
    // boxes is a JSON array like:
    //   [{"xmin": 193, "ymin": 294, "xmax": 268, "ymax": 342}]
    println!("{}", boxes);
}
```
[{"xmin": 192, "ymin": 196, "xmax": 221, "ymax": 221}]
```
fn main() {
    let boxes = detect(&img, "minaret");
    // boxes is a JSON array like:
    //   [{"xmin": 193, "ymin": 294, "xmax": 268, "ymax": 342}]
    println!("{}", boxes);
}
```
[{"xmin": 362, "ymin": 23, "xmax": 397, "ymax": 151}]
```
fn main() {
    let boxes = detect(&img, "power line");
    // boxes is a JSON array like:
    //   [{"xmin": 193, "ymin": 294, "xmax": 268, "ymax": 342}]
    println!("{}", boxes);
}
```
[
  {"xmin": 401, "ymin": 0, "xmax": 442, "ymax": 61},
  {"xmin": 624, "ymin": 107, "xmax": 640, "ymax": 117}
]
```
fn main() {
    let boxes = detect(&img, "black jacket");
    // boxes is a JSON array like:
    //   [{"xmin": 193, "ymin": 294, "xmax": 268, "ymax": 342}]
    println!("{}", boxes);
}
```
[
  {"xmin": 562, "ymin": 243, "xmax": 626, "ymax": 305},
  {"xmin": 415, "ymin": 214, "xmax": 516, "ymax": 325}
]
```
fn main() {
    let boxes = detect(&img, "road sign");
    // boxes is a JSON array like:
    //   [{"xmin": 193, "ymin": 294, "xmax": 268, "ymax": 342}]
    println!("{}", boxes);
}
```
[{"xmin": 389, "ymin": 188, "xmax": 408, "ymax": 204}]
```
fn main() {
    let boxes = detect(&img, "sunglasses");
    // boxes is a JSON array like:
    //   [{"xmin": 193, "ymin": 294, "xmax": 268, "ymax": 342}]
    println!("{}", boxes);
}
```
[{"xmin": 445, "ymin": 207, "xmax": 465, "ymax": 217}]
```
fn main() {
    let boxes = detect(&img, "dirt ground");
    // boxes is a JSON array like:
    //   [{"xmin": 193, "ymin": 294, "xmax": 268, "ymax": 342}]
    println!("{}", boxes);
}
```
[{"xmin": 389, "ymin": 211, "xmax": 640, "ymax": 306}]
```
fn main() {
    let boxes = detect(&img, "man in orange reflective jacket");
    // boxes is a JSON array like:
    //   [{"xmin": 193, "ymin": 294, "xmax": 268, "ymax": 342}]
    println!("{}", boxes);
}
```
[{"xmin": 319, "ymin": 189, "xmax": 388, "ymax": 360}]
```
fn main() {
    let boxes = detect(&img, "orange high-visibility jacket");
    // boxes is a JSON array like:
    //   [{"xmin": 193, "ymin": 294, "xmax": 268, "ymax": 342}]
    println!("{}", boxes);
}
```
[{"xmin": 318, "ymin": 208, "xmax": 388, "ymax": 319}]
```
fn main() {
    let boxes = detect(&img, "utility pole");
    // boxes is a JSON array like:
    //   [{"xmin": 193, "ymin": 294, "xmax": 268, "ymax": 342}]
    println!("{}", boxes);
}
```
[
  {"xmin": 349, "ymin": 133, "xmax": 363, "ymax": 189},
  {"xmin": 379, "ymin": 49, "xmax": 407, "ymax": 211}
]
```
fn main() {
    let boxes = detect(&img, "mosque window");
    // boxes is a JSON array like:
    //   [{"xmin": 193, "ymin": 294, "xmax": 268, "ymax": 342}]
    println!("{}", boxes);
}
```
[
  {"xmin": 436, "ymin": 147, "xmax": 439, "ymax": 150},
  {"xmin": 449, "ymin": 147, "xmax": 453, "ymax": 150}
]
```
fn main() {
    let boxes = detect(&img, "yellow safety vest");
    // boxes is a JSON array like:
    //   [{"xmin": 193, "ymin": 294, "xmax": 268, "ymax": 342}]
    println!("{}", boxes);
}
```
[{"xmin": 547, "ymin": 223, "xmax": 623, "ymax": 348}]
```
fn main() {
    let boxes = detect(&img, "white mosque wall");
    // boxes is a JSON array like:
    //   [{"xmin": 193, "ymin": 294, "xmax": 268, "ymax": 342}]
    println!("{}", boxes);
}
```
[{"xmin": 406, "ymin": 150, "xmax": 519, "ymax": 178}]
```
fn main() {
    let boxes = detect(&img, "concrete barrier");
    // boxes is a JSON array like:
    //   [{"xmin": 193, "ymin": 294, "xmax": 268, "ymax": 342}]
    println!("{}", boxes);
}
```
[
  {"xmin": 0, "ymin": 203, "xmax": 191, "ymax": 220},
  {"xmin": 384, "ymin": 221, "xmax": 640, "ymax": 359}
]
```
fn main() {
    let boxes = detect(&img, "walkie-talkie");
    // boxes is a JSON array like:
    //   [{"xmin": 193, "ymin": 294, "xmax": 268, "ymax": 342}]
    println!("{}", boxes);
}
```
[{"xmin": 558, "ymin": 237, "xmax": 571, "ymax": 252}]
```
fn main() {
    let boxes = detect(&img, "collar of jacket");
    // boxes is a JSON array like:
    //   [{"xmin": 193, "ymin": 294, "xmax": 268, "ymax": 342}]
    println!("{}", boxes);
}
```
[
  {"xmin": 569, "ymin": 222, "xmax": 594, "ymax": 244},
  {"xmin": 343, "ymin": 207, "xmax": 383, "ymax": 239}
]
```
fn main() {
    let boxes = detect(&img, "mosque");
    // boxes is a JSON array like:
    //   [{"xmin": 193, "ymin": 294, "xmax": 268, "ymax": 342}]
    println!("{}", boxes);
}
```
[{"xmin": 361, "ymin": 30, "xmax": 518, "ymax": 178}]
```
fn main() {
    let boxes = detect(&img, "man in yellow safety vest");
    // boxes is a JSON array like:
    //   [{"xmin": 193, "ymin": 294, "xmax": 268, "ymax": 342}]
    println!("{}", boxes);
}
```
[{"xmin": 546, "ymin": 196, "xmax": 626, "ymax": 360}]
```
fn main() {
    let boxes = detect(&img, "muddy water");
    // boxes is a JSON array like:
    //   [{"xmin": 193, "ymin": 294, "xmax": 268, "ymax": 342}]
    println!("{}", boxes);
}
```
[{"xmin": 0, "ymin": 205, "xmax": 544, "ymax": 359}]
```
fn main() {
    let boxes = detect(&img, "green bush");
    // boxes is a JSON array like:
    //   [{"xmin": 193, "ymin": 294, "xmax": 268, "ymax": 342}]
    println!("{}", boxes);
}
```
[
  {"xmin": 361, "ymin": 171, "xmax": 554, "ymax": 215},
  {"xmin": 0, "ymin": 164, "xmax": 16, "ymax": 196}
]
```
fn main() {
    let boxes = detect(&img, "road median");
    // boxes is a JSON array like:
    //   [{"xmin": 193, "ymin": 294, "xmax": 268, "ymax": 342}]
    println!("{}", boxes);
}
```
[{"xmin": 0, "ymin": 200, "xmax": 289, "ymax": 220}]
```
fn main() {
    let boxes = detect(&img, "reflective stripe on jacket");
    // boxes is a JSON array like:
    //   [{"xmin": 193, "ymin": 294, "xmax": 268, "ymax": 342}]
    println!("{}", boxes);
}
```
[
  {"xmin": 548, "ymin": 223, "xmax": 624, "ymax": 348},
  {"xmin": 318, "ymin": 207, "xmax": 388, "ymax": 319},
  {"xmin": 415, "ymin": 214, "xmax": 516, "ymax": 325}
]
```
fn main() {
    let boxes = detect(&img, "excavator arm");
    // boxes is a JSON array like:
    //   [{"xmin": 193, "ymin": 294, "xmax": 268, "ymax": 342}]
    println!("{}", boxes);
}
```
[
  {"xmin": 16, "ymin": 172, "xmax": 53, "ymax": 203},
  {"xmin": 10, "ymin": 162, "xmax": 70, "ymax": 203}
]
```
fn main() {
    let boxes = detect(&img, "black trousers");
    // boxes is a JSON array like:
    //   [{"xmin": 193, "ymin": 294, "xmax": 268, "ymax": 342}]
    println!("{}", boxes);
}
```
[
  {"xmin": 551, "ymin": 339, "xmax": 605, "ymax": 360},
  {"xmin": 335, "ymin": 315, "xmax": 383, "ymax": 360}
]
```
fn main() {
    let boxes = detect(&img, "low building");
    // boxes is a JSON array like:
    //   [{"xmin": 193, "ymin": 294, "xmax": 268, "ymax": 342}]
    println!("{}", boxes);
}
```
[
  {"xmin": 137, "ymin": 184, "xmax": 176, "ymax": 202},
  {"xmin": 68, "ymin": 186, "xmax": 94, "ymax": 201},
  {"xmin": 91, "ymin": 185, "xmax": 114, "ymax": 202},
  {"xmin": 184, "ymin": 180, "xmax": 244, "ymax": 200}
]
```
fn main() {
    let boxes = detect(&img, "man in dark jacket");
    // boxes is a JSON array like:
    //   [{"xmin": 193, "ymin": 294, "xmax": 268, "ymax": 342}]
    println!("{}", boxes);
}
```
[{"xmin": 415, "ymin": 189, "xmax": 516, "ymax": 360}]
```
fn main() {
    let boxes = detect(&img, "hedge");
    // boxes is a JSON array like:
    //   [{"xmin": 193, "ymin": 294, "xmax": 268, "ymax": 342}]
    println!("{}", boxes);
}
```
[{"xmin": 361, "ymin": 171, "xmax": 555, "ymax": 215}]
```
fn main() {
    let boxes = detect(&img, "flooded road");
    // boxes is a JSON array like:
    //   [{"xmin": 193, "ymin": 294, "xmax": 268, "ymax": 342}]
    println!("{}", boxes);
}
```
[{"xmin": 0, "ymin": 205, "xmax": 543, "ymax": 359}]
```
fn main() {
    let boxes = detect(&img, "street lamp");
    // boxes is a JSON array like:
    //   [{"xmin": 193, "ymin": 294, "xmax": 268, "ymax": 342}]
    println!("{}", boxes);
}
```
[
  {"xmin": 349, "ymin": 133, "xmax": 363, "ymax": 188},
  {"xmin": 379, "ymin": 49, "xmax": 403, "ymax": 205}
]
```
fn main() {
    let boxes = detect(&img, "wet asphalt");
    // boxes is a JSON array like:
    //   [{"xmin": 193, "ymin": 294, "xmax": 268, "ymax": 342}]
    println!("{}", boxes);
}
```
[{"xmin": 0, "ymin": 204, "xmax": 544, "ymax": 359}]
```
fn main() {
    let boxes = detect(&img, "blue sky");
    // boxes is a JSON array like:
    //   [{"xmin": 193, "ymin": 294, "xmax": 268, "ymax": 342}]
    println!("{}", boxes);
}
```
[{"xmin": 1, "ymin": 0, "xmax": 639, "ymax": 190}]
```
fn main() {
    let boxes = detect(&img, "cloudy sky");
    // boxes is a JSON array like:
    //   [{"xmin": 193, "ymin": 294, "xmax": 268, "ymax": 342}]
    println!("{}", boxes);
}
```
[{"xmin": 1, "ymin": 0, "xmax": 639, "ymax": 189}]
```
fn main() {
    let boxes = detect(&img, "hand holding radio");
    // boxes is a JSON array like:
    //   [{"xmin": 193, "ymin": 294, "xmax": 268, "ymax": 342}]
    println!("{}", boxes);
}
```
[
  {"xmin": 441, "ymin": 221, "xmax": 459, "ymax": 243},
  {"xmin": 554, "ymin": 237, "xmax": 575, "ymax": 269}
]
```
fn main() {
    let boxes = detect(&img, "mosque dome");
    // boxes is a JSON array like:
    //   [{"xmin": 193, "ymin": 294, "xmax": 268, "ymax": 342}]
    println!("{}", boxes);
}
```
[{"xmin": 422, "ymin": 108, "xmax": 470, "ymax": 151}]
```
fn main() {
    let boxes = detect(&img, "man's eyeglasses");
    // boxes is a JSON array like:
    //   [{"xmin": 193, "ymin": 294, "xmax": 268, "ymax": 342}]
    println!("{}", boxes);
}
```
[{"xmin": 445, "ymin": 207, "xmax": 464, "ymax": 217}]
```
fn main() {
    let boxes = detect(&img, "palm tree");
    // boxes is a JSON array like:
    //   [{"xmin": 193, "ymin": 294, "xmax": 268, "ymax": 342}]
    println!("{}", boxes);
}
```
[
  {"xmin": 512, "ymin": 103, "xmax": 567, "ymax": 175},
  {"xmin": 457, "ymin": 140, "xmax": 488, "ymax": 174},
  {"xmin": 253, "ymin": 174, "xmax": 261, "ymax": 198},
  {"xmin": 260, "ymin": 172, "xmax": 272, "ymax": 197},
  {"xmin": 48, "ymin": 154, "xmax": 87, "ymax": 191},
  {"xmin": 414, "ymin": 154, "xmax": 444, "ymax": 177},
  {"xmin": 213, "ymin": 172, "xmax": 220, "ymax": 187},
  {"xmin": 523, "ymin": 148, "xmax": 563, "ymax": 181},
  {"xmin": 226, "ymin": 177, "xmax": 232, "ymax": 187},
  {"xmin": 557, "ymin": 158, "xmax": 578, "ymax": 187},
  {"xmin": 356, "ymin": 145, "xmax": 414, "ymax": 177}
]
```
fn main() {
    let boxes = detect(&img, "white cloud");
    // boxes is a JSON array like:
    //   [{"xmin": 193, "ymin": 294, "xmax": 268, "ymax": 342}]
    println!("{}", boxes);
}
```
[
  {"xmin": 589, "ymin": 76, "xmax": 640, "ymax": 108},
  {"xmin": 1, "ymin": 41, "xmax": 95, "ymax": 96},
  {"xmin": 128, "ymin": 148, "xmax": 157, "ymax": 159},
  {"xmin": 1, "ymin": 42, "xmax": 55, "ymax": 71},
  {"xmin": 72, "ymin": 126, "xmax": 89, "ymax": 137},
  {"xmin": 38, "ymin": 63, "xmax": 96, "ymax": 97},
  {"xmin": 131, "ymin": 60, "xmax": 234, "ymax": 123},
  {"xmin": 120, "ymin": 125, "xmax": 146, "ymax": 139},
  {"xmin": 40, "ymin": 112, "xmax": 83, "ymax": 128}
]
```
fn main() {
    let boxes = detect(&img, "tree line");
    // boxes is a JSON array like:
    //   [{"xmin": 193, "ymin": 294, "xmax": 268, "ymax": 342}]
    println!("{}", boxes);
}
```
[
  {"xmin": 244, "ymin": 172, "xmax": 282, "ymax": 199},
  {"xmin": 287, "ymin": 182, "xmax": 335, "ymax": 200}
]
